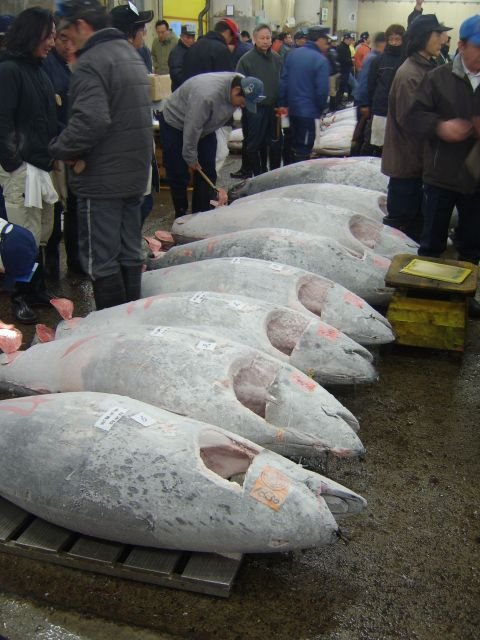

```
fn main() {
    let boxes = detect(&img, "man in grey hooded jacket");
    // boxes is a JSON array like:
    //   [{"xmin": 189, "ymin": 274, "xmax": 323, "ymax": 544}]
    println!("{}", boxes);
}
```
[{"xmin": 159, "ymin": 72, "xmax": 265, "ymax": 216}]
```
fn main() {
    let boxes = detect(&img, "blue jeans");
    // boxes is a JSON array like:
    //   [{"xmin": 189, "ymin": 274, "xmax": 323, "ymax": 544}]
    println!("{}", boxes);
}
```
[
  {"xmin": 419, "ymin": 184, "xmax": 480, "ymax": 264},
  {"xmin": 290, "ymin": 116, "xmax": 316, "ymax": 162}
]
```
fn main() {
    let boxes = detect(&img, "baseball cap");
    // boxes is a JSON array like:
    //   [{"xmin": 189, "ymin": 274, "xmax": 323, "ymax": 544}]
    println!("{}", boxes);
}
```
[
  {"xmin": 110, "ymin": 3, "xmax": 154, "ymax": 32},
  {"xmin": 240, "ymin": 76, "xmax": 266, "ymax": 113},
  {"xmin": 56, "ymin": 0, "xmax": 105, "ymax": 29},
  {"xmin": 360, "ymin": 31, "xmax": 369, "ymax": 39},
  {"xmin": 459, "ymin": 15, "xmax": 480, "ymax": 45},
  {"xmin": 307, "ymin": 25, "xmax": 330, "ymax": 41},
  {"xmin": 343, "ymin": 33, "xmax": 354, "ymax": 40},
  {"xmin": 407, "ymin": 14, "xmax": 452, "ymax": 37},
  {"xmin": 0, "ymin": 14, "xmax": 15, "ymax": 36},
  {"xmin": 0, "ymin": 222, "xmax": 38, "ymax": 290},
  {"xmin": 181, "ymin": 23, "xmax": 196, "ymax": 36}
]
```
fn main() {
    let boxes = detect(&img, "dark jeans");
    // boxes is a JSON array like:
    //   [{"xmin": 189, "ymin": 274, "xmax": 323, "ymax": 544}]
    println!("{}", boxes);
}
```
[
  {"xmin": 159, "ymin": 114, "xmax": 217, "ymax": 214},
  {"xmin": 245, "ymin": 106, "xmax": 282, "ymax": 154},
  {"xmin": 419, "ymin": 184, "xmax": 480, "ymax": 264},
  {"xmin": 384, "ymin": 177, "xmax": 423, "ymax": 239},
  {"xmin": 289, "ymin": 116, "xmax": 316, "ymax": 162}
]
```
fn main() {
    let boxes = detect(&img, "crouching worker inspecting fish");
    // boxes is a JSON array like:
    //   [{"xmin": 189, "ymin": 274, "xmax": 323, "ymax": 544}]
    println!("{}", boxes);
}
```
[
  {"xmin": 159, "ymin": 72, "xmax": 265, "ymax": 217},
  {"xmin": 48, "ymin": 0, "xmax": 152, "ymax": 310}
]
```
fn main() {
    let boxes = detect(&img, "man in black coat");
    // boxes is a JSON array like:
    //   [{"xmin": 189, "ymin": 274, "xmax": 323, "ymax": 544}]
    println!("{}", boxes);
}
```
[
  {"xmin": 336, "ymin": 33, "xmax": 354, "ymax": 106},
  {"xmin": 168, "ymin": 23, "xmax": 196, "ymax": 91},
  {"xmin": 182, "ymin": 18, "xmax": 238, "ymax": 80}
]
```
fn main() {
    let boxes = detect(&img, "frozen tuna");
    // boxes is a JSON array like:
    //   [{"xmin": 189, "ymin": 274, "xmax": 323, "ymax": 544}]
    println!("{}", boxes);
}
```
[
  {"xmin": 0, "ymin": 392, "xmax": 366, "ymax": 553},
  {"xmin": 0, "ymin": 327, "xmax": 363, "ymax": 459},
  {"xmin": 142, "ymin": 258, "xmax": 394, "ymax": 346},
  {"xmin": 172, "ymin": 198, "xmax": 418, "ymax": 258},
  {"xmin": 149, "ymin": 228, "xmax": 394, "ymax": 306},
  {"xmin": 228, "ymin": 157, "xmax": 388, "ymax": 201},
  {"xmin": 55, "ymin": 292, "xmax": 377, "ymax": 386},
  {"xmin": 231, "ymin": 183, "xmax": 388, "ymax": 224}
]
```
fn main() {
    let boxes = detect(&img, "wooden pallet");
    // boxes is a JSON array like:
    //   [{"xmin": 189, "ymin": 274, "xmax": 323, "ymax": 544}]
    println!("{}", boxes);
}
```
[{"xmin": 0, "ymin": 497, "xmax": 242, "ymax": 598}]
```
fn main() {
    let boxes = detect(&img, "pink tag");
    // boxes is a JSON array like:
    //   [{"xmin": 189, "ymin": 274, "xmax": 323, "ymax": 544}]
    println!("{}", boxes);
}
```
[{"xmin": 344, "ymin": 291, "xmax": 365, "ymax": 308}]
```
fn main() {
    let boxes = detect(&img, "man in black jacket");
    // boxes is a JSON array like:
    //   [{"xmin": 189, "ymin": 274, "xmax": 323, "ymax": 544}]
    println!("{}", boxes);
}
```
[
  {"xmin": 336, "ymin": 33, "xmax": 354, "ymax": 107},
  {"xmin": 182, "ymin": 18, "xmax": 237, "ymax": 80},
  {"xmin": 410, "ymin": 15, "xmax": 480, "ymax": 273},
  {"xmin": 168, "ymin": 23, "xmax": 195, "ymax": 91},
  {"xmin": 49, "ymin": 0, "xmax": 152, "ymax": 310},
  {"xmin": 236, "ymin": 23, "xmax": 282, "ymax": 175}
]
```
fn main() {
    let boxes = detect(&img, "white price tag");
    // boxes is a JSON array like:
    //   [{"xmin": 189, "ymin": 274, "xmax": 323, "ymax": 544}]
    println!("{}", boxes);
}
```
[
  {"xmin": 95, "ymin": 406, "xmax": 127, "ymax": 431},
  {"xmin": 150, "ymin": 326, "xmax": 169, "ymax": 337},
  {"xmin": 190, "ymin": 292, "xmax": 207, "ymax": 304},
  {"xmin": 196, "ymin": 340, "xmax": 216, "ymax": 351},
  {"xmin": 131, "ymin": 412, "xmax": 156, "ymax": 427},
  {"xmin": 270, "ymin": 263, "xmax": 284, "ymax": 272}
]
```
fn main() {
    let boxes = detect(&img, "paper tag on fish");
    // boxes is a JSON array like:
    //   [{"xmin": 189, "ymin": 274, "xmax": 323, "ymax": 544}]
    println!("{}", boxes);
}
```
[
  {"xmin": 190, "ymin": 292, "xmax": 207, "ymax": 304},
  {"xmin": 95, "ymin": 406, "xmax": 127, "ymax": 431},
  {"xmin": 196, "ymin": 340, "xmax": 216, "ymax": 351},
  {"xmin": 150, "ymin": 326, "xmax": 169, "ymax": 337},
  {"xmin": 231, "ymin": 257, "xmax": 242, "ymax": 264},
  {"xmin": 250, "ymin": 465, "xmax": 290, "ymax": 512},
  {"xmin": 131, "ymin": 412, "xmax": 156, "ymax": 427},
  {"xmin": 269, "ymin": 263, "xmax": 284, "ymax": 272}
]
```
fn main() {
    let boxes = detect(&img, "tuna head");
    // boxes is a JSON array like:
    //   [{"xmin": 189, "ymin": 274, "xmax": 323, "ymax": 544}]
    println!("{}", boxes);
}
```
[{"xmin": 231, "ymin": 355, "xmax": 365, "ymax": 459}]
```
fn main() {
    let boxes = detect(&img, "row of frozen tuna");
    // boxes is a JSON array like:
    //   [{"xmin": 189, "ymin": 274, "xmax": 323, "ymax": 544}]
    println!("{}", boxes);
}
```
[
  {"xmin": 0, "ymin": 257, "xmax": 386, "ymax": 554},
  {"xmin": 0, "ymin": 157, "xmax": 399, "ymax": 555}
]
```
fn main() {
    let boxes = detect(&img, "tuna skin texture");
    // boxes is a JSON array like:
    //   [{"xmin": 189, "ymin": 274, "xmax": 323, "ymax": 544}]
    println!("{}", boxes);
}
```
[
  {"xmin": 142, "ymin": 257, "xmax": 394, "ymax": 346},
  {"xmin": 0, "ymin": 391, "xmax": 365, "ymax": 553}
]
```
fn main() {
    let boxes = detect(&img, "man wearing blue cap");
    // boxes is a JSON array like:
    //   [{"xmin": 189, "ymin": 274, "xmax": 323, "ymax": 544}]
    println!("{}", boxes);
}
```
[
  {"xmin": 409, "ymin": 15, "xmax": 480, "ymax": 314},
  {"xmin": 0, "ymin": 220, "xmax": 38, "ymax": 292},
  {"xmin": 279, "ymin": 26, "xmax": 329, "ymax": 162},
  {"xmin": 159, "ymin": 72, "xmax": 265, "ymax": 215}
]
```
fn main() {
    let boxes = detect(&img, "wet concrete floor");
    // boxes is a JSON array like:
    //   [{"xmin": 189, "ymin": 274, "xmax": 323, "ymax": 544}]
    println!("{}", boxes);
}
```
[{"xmin": 0, "ymin": 156, "xmax": 479, "ymax": 639}]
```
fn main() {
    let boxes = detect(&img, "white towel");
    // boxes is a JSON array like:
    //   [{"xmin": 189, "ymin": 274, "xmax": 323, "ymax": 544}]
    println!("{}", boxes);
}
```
[{"xmin": 24, "ymin": 163, "xmax": 59, "ymax": 209}]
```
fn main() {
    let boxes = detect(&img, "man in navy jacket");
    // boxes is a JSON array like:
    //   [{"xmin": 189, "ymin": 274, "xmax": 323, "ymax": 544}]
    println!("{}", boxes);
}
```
[{"xmin": 279, "ymin": 25, "xmax": 329, "ymax": 162}]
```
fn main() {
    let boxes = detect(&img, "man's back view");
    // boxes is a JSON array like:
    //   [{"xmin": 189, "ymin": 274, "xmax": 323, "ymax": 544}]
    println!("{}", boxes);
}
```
[{"xmin": 49, "ymin": 0, "xmax": 152, "ymax": 310}]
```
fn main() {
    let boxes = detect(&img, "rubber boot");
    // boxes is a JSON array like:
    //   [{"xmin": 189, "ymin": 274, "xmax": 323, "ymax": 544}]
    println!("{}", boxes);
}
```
[
  {"xmin": 92, "ymin": 272, "xmax": 126, "ymax": 310},
  {"xmin": 260, "ymin": 147, "xmax": 268, "ymax": 173},
  {"xmin": 44, "ymin": 201, "xmax": 62, "ymax": 281},
  {"xmin": 11, "ymin": 290, "xmax": 38, "ymax": 324},
  {"xmin": 247, "ymin": 152, "xmax": 263, "ymax": 177},
  {"xmin": 169, "ymin": 187, "xmax": 189, "ymax": 218},
  {"xmin": 230, "ymin": 143, "xmax": 252, "ymax": 179},
  {"xmin": 121, "ymin": 265, "xmax": 142, "ymax": 303},
  {"xmin": 269, "ymin": 148, "xmax": 282, "ymax": 171},
  {"xmin": 329, "ymin": 95, "xmax": 337, "ymax": 112}
]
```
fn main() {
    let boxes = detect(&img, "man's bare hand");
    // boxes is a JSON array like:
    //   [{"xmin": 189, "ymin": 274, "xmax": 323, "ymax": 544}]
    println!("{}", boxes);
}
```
[
  {"xmin": 360, "ymin": 106, "xmax": 370, "ymax": 118},
  {"xmin": 436, "ymin": 119, "xmax": 473, "ymax": 143},
  {"xmin": 188, "ymin": 161, "xmax": 202, "ymax": 171}
]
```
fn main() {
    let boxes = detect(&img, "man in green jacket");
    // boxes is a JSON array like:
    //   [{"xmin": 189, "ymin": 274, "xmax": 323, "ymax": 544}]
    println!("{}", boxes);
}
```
[{"xmin": 151, "ymin": 19, "xmax": 177, "ymax": 75}]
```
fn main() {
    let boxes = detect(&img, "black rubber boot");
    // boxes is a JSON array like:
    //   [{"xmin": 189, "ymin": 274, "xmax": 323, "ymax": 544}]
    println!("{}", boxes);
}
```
[
  {"xmin": 92, "ymin": 272, "xmax": 126, "ymax": 310},
  {"xmin": 11, "ymin": 294, "xmax": 38, "ymax": 324},
  {"xmin": 169, "ymin": 188, "xmax": 189, "ymax": 218},
  {"xmin": 269, "ymin": 149, "xmax": 282, "ymax": 171},
  {"xmin": 121, "ymin": 265, "xmax": 142, "ymax": 303}
]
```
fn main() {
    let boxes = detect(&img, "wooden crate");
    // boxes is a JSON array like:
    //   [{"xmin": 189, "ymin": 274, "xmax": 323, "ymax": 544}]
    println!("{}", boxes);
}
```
[{"xmin": 387, "ymin": 294, "xmax": 467, "ymax": 351}]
